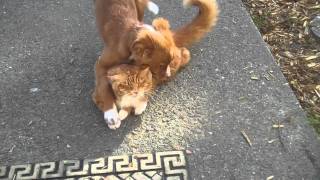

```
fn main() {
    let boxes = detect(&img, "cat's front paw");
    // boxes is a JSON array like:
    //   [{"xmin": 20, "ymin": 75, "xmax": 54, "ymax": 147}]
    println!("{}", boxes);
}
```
[
  {"xmin": 119, "ymin": 109, "xmax": 129, "ymax": 121},
  {"xmin": 134, "ymin": 102, "xmax": 148, "ymax": 115},
  {"xmin": 104, "ymin": 108, "xmax": 121, "ymax": 130}
]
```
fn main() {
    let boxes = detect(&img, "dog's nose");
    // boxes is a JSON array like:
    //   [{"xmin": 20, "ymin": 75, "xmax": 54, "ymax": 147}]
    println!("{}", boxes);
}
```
[{"xmin": 127, "ymin": 59, "xmax": 135, "ymax": 64}]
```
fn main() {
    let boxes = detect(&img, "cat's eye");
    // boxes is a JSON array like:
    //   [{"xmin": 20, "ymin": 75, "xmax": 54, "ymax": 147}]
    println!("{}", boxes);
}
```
[{"xmin": 118, "ymin": 84, "xmax": 126, "ymax": 90}]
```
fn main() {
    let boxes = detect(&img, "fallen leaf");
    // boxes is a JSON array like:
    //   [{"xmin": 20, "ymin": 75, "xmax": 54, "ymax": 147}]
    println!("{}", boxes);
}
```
[
  {"xmin": 268, "ymin": 139, "xmax": 276, "ymax": 144},
  {"xmin": 305, "ymin": 56, "xmax": 318, "ymax": 61},
  {"xmin": 273, "ymin": 124, "xmax": 284, "ymax": 128},
  {"xmin": 307, "ymin": 63, "xmax": 316, "ymax": 67},
  {"xmin": 251, "ymin": 75, "xmax": 260, "ymax": 80},
  {"xmin": 266, "ymin": 175, "xmax": 274, "ymax": 180},
  {"xmin": 241, "ymin": 130, "xmax": 252, "ymax": 147},
  {"xmin": 282, "ymin": 51, "xmax": 294, "ymax": 59}
]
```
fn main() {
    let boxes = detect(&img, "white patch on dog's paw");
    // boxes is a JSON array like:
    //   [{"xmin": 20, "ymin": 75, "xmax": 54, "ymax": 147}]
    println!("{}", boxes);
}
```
[
  {"xmin": 183, "ymin": 0, "xmax": 192, "ymax": 7},
  {"xmin": 147, "ymin": 1, "xmax": 159, "ymax": 15},
  {"xmin": 166, "ymin": 65, "xmax": 171, "ymax": 77},
  {"xmin": 134, "ymin": 101, "xmax": 148, "ymax": 115},
  {"xmin": 104, "ymin": 106, "xmax": 121, "ymax": 129},
  {"xmin": 119, "ymin": 109, "xmax": 129, "ymax": 121}
]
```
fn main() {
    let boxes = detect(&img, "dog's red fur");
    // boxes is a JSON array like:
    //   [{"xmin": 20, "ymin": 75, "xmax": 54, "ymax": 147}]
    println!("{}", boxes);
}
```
[
  {"xmin": 174, "ymin": 0, "xmax": 219, "ymax": 47},
  {"xmin": 93, "ymin": 0, "xmax": 219, "ymax": 120},
  {"xmin": 93, "ymin": 0, "xmax": 151, "ymax": 112}
]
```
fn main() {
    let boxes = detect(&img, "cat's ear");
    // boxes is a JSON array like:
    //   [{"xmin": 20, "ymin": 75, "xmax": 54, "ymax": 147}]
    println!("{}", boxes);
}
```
[
  {"xmin": 106, "ymin": 74, "xmax": 125, "ymax": 83},
  {"xmin": 139, "ymin": 67, "xmax": 152, "ymax": 80}
]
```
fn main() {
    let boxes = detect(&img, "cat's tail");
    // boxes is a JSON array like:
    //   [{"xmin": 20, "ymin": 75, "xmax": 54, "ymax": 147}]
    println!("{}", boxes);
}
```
[{"xmin": 173, "ymin": 0, "xmax": 219, "ymax": 47}]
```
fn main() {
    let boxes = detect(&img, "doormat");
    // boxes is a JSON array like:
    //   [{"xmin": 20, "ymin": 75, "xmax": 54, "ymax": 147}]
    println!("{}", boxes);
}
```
[{"xmin": 0, "ymin": 151, "xmax": 188, "ymax": 180}]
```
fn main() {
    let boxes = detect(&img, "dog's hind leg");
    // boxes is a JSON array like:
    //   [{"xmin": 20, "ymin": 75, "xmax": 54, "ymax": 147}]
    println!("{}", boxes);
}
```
[
  {"xmin": 135, "ymin": 0, "xmax": 159, "ymax": 21},
  {"xmin": 135, "ymin": 0, "xmax": 148, "ymax": 21}
]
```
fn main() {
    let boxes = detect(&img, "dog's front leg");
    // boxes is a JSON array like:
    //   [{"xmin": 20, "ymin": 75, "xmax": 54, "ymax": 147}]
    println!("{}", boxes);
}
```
[
  {"xmin": 92, "ymin": 50, "xmax": 122, "ymax": 130},
  {"xmin": 135, "ymin": 0, "xmax": 148, "ymax": 21}
]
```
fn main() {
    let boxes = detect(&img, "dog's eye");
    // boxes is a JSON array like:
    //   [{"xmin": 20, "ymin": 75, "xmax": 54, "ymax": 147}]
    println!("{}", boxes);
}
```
[{"xmin": 128, "ymin": 59, "xmax": 135, "ymax": 64}]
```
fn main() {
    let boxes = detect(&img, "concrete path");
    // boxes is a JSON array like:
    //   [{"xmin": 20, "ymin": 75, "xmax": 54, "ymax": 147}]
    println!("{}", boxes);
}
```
[{"xmin": 0, "ymin": 0, "xmax": 320, "ymax": 179}]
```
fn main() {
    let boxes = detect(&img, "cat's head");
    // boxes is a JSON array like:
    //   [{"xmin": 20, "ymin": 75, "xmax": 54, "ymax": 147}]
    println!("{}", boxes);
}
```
[{"xmin": 107, "ymin": 65, "xmax": 153, "ymax": 99}]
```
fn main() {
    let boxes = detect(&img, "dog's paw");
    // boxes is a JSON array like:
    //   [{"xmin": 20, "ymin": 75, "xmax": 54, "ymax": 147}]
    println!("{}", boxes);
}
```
[
  {"xmin": 147, "ymin": 1, "xmax": 159, "ymax": 15},
  {"xmin": 134, "ymin": 102, "xmax": 148, "ymax": 115},
  {"xmin": 119, "ymin": 109, "xmax": 129, "ymax": 121},
  {"xmin": 104, "ymin": 109, "xmax": 121, "ymax": 130}
]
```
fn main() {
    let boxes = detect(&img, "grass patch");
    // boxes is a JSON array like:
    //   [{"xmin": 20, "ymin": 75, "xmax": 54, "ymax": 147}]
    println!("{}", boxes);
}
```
[
  {"xmin": 308, "ymin": 114, "xmax": 320, "ymax": 135},
  {"xmin": 252, "ymin": 15, "xmax": 267, "ymax": 30},
  {"xmin": 251, "ymin": 13, "xmax": 271, "ymax": 33}
]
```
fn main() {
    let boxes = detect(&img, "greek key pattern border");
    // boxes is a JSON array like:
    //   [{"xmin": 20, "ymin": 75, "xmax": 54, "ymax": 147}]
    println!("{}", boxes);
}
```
[{"xmin": 0, "ymin": 151, "xmax": 188, "ymax": 180}]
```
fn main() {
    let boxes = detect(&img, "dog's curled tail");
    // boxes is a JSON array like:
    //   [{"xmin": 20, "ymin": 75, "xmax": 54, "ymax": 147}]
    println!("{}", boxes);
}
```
[{"xmin": 173, "ymin": 0, "xmax": 219, "ymax": 47}]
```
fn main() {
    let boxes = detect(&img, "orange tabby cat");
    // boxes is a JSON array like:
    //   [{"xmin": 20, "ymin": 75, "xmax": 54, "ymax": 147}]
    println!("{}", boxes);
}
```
[{"xmin": 106, "ymin": 64, "xmax": 153, "ymax": 129}]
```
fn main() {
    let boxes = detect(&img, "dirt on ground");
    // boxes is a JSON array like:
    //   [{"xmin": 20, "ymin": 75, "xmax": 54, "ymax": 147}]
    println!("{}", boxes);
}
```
[{"xmin": 243, "ymin": 0, "xmax": 320, "ymax": 134}]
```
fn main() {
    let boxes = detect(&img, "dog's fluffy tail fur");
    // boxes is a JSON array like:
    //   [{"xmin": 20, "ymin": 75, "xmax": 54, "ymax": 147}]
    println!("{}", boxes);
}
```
[{"xmin": 173, "ymin": 0, "xmax": 219, "ymax": 47}]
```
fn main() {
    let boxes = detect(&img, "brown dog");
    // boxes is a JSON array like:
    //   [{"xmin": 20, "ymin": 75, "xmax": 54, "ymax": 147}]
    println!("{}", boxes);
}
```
[{"xmin": 93, "ymin": 0, "xmax": 219, "ymax": 129}]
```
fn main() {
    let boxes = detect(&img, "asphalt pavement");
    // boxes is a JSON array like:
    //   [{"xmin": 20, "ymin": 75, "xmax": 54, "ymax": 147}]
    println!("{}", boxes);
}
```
[{"xmin": 0, "ymin": 0, "xmax": 319, "ymax": 179}]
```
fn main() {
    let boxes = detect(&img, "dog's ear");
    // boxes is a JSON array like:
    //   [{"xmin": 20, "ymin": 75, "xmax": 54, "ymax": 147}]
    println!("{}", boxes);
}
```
[
  {"xmin": 131, "ymin": 31, "xmax": 157, "ymax": 60},
  {"xmin": 131, "ymin": 40, "xmax": 153, "ymax": 60},
  {"xmin": 152, "ymin": 18, "xmax": 170, "ymax": 31},
  {"xmin": 131, "ymin": 29, "xmax": 170, "ymax": 60}
]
